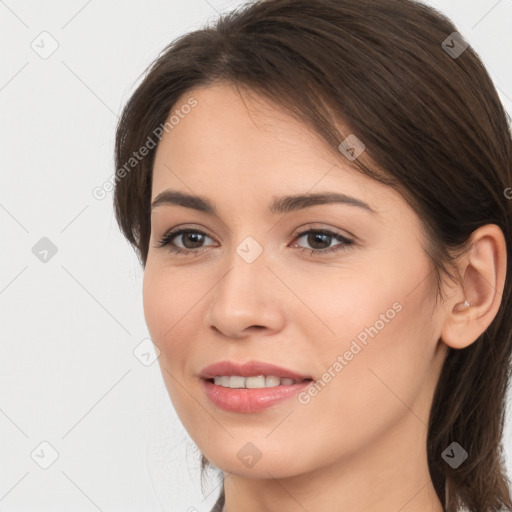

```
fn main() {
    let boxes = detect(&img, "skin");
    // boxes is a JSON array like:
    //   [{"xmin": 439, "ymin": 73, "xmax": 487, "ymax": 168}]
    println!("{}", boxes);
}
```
[{"xmin": 143, "ymin": 82, "xmax": 507, "ymax": 512}]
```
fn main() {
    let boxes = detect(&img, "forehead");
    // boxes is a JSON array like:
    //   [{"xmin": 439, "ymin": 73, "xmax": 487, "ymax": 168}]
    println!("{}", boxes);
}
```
[
  {"xmin": 152, "ymin": 84, "xmax": 376, "ymax": 196},
  {"xmin": 156, "ymin": 84, "xmax": 330, "ymax": 168}
]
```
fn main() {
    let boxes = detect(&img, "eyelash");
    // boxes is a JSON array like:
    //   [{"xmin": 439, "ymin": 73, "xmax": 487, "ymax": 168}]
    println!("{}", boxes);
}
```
[{"xmin": 155, "ymin": 226, "xmax": 355, "ymax": 257}]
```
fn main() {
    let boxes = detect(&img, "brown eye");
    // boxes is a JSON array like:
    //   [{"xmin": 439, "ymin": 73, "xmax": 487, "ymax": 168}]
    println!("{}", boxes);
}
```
[
  {"xmin": 292, "ymin": 229, "xmax": 354, "ymax": 256},
  {"xmin": 156, "ymin": 228, "xmax": 216, "ymax": 254},
  {"xmin": 175, "ymin": 231, "xmax": 207, "ymax": 249}
]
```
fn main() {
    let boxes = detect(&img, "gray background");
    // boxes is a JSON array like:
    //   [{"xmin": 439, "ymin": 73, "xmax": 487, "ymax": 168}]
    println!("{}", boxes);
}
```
[{"xmin": 1, "ymin": 0, "xmax": 511, "ymax": 510}]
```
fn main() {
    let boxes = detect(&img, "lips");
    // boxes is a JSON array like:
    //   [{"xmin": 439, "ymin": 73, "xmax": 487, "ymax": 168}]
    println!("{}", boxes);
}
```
[
  {"xmin": 199, "ymin": 360, "xmax": 312, "ymax": 381},
  {"xmin": 202, "ymin": 379, "xmax": 311, "ymax": 412},
  {"xmin": 199, "ymin": 360, "xmax": 313, "ymax": 413}
]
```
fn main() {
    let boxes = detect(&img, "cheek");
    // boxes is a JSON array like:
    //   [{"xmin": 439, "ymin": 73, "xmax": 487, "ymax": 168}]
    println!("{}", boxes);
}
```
[
  {"xmin": 142, "ymin": 267, "xmax": 191, "ymax": 364},
  {"xmin": 142, "ymin": 269, "xmax": 167, "ymax": 344},
  {"xmin": 142, "ymin": 268, "xmax": 200, "ymax": 418},
  {"xmin": 298, "ymin": 260, "xmax": 437, "ymax": 424},
  {"xmin": 308, "ymin": 281, "xmax": 437, "ymax": 438}
]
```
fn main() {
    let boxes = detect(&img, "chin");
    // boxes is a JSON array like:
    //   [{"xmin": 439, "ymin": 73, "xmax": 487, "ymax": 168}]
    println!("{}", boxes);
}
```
[{"xmin": 201, "ymin": 440, "xmax": 317, "ymax": 479}]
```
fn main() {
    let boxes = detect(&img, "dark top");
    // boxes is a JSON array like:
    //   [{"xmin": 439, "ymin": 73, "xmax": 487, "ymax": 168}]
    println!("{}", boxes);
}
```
[{"xmin": 210, "ymin": 490, "xmax": 225, "ymax": 512}]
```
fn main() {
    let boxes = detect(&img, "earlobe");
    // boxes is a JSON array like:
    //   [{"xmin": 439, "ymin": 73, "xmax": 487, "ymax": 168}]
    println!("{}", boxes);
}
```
[{"xmin": 441, "ymin": 224, "xmax": 507, "ymax": 350}]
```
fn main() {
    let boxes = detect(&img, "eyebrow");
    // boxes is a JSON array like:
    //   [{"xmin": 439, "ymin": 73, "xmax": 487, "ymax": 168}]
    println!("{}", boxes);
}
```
[{"xmin": 150, "ymin": 190, "xmax": 376, "ymax": 215}]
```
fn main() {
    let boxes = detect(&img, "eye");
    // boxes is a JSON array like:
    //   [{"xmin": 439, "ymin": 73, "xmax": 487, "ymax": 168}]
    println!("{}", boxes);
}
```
[
  {"xmin": 290, "ymin": 228, "xmax": 354, "ymax": 256},
  {"xmin": 155, "ymin": 227, "xmax": 216, "ymax": 256}
]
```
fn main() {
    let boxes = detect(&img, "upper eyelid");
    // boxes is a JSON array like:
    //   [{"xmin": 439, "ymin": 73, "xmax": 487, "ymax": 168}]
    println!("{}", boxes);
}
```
[{"xmin": 161, "ymin": 224, "xmax": 350, "ymax": 238}]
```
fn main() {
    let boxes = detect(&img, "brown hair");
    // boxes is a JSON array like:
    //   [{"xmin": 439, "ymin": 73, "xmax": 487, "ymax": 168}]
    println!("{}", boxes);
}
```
[{"xmin": 113, "ymin": 0, "xmax": 512, "ymax": 510}]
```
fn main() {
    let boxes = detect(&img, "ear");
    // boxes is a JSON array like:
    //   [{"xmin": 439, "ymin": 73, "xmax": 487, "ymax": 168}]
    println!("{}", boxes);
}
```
[{"xmin": 440, "ymin": 224, "xmax": 507, "ymax": 349}]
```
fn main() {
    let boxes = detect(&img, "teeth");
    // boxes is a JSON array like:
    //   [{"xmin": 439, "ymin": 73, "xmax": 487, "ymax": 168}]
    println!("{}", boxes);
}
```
[
  {"xmin": 229, "ymin": 376, "xmax": 245, "ymax": 388},
  {"xmin": 212, "ymin": 375, "xmax": 298, "ymax": 388},
  {"xmin": 265, "ymin": 376, "xmax": 280, "ymax": 387},
  {"xmin": 215, "ymin": 376, "xmax": 230, "ymax": 387},
  {"xmin": 245, "ymin": 376, "xmax": 266, "ymax": 388}
]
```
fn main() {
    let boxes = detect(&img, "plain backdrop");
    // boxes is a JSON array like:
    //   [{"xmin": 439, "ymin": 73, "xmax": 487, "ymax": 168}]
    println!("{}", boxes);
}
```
[{"xmin": 1, "ymin": 1, "xmax": 511, "ymax": 510}]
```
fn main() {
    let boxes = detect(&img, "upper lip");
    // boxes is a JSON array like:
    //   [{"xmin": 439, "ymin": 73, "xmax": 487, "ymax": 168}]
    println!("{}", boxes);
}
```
[{"xmin": 199, "ymin": 360, "xmax": 312, "ymax": 381}]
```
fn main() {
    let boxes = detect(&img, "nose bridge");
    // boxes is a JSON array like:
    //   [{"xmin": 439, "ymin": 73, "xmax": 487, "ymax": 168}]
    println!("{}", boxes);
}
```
[
  {"xmin": 215, "ymin": 235, "xmax": 270, "ymax": 308},
  {"xmin": 206, "ymin": 234, "xmax": 284, "ymax": 336}
]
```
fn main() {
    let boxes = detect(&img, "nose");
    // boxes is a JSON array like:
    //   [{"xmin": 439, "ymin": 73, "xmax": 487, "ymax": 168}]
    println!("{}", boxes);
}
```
[{"xmin": 205, "ymin": 247, "xmax": 286, "ymax": 339}]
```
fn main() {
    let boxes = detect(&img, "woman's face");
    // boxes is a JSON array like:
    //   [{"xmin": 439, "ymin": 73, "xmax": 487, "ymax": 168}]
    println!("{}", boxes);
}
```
[{"xmin": 143, "ymin": 83, "xmax": 449, "ymax": 479}]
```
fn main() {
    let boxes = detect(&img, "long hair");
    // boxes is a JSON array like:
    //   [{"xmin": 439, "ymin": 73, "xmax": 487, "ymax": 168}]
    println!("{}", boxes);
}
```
[{"xmin": 113, "ymin": 1, "xmax": 512, "ymax": 509}]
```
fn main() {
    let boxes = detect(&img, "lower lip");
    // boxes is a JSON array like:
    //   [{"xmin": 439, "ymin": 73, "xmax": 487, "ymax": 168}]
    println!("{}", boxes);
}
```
[{"xmin": 203, "ymin": 379, "xmax": 312, "ymax": 413}]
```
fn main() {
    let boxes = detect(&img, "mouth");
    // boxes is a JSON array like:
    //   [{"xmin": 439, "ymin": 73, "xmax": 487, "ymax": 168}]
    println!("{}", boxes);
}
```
[
  {"xmin": 199, "ymin": 360, "xmax": 314, "ymax": 413},
  {"xmin": 205, "ymin": 375, "xmax": 313, "ymax": 388}
]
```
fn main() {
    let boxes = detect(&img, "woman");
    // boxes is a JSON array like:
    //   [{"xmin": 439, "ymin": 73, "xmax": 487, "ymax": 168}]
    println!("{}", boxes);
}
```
[{"xmin": 113, "ymin": 0, "xmax": 512, "ymax": 510}]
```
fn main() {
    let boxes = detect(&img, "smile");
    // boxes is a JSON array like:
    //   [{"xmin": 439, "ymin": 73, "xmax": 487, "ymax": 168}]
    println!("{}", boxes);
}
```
[{"xmin": 211, "ymin": 375, "xmax": 305, "ymax": 388}]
